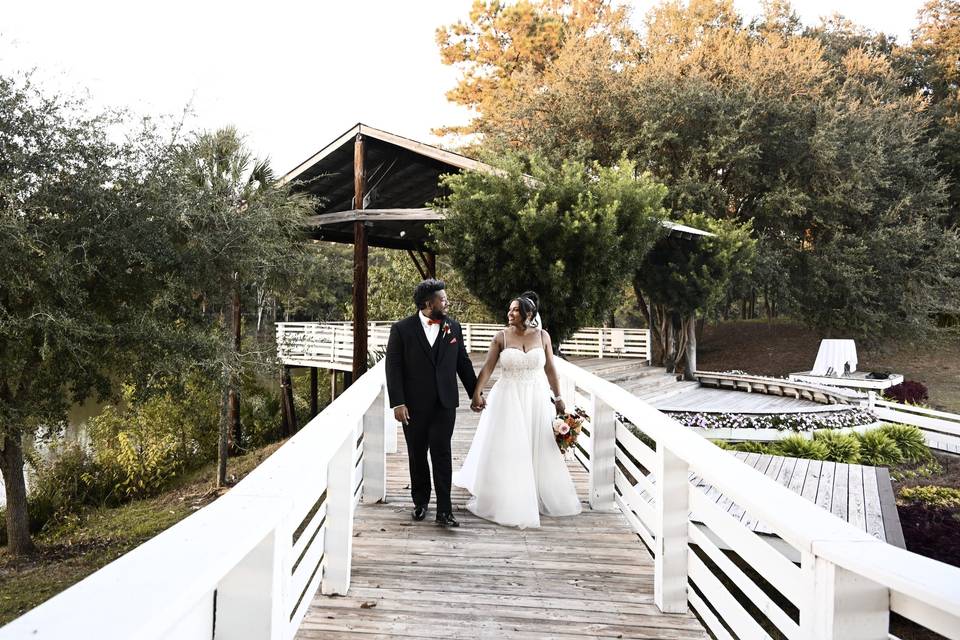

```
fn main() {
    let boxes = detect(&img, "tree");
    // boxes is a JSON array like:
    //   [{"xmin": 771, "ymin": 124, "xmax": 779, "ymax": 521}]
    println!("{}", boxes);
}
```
[
  {"xmin": 433, "ymin": 155, "xmax": 668, "ymax": 344},
  {"xmin": 178, "ymin": 128, "xmax": 314, "ymax": 484},
  {"xmin": 0, "ymin": 75, "xmax": 214, "ymax": 554},
  {"xmin": 435, "ymin": 0, "xmax": 634, "ymax": 138},
  {"xmin": 439, "ymin": 0, "xmax": 960, "ymax": 339},
  {"xmin": 634, "ymin": 213, "xmax": 755, "ymax": 375}
]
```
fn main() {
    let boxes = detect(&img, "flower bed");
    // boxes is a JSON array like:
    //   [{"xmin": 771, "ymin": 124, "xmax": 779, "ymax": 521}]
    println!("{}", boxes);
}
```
[{"xmin": 665, "ymin": 408, "xmax": 877, "ymax": 433}]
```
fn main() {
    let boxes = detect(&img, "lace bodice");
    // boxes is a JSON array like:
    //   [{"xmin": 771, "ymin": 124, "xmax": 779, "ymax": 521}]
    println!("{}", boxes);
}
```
[{"xmin": 499, "ymin": 347, "xmax": 547, "ymax": 382}]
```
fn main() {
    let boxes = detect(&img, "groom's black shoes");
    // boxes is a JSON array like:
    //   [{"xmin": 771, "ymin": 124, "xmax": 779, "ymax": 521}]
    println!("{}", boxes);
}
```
[
  {"xmin": 436, "ymin": 512, "xmax": 460, "ymax": 528},
  {"xmin": 412, "ymin": 505, "xmax": 428, "ymax": 521}
]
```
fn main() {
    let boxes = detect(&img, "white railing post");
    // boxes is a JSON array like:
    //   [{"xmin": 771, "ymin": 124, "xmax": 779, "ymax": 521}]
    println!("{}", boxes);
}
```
[
  {"xmin": 654, "ymin": 445, "xmax": 689, "ymax": 613},
  {"xmin": 363, "ymin": 389, "xmax": 386, "ymax": 504},
  {"xmin": 321, "ymin": 432, "xmax": 356, "ymax": 596},
  {"xmin": 598, "ymin": 328, "xmax": 604, "ymax": 358},
  {"xmin": 383, "ymin": 382, "xmax": 398, "ymax": 454},
  {"xmin": 589, "ymin": 395, "xmax": 617, "ymax": 511},
  {"xmin": 801, "ymin": 551, "xmax": 888, "ymax": 639},
  {"xmin": 559, "ymin": 372, "xmax": 577, "ymax": 412},
  {"xmin": 465, "ymin": 322, "xmax": 473, "ymax": 352},
  {"xmin": 215, "ymin": 526, "xmax": 284, "ymax": 639}
]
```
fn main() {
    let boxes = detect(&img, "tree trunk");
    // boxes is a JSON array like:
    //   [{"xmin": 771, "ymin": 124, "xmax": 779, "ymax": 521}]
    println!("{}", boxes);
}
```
[
  {"xmin": 217, "ymin": 374, "xmax": 230, "ymax": 488},
  {"xmin": 230, "ymin": 287, "xmax": 242, "ymax": 454},
  {"xmin": 684, "ymin": 313, "xmax": 697, "ymax": 381},
  {"xmin": 664, "ymin": 316, "xmax": 677, "ymax": 373},
  {"xmin": 1, "ymin": 432, "xmax": 36, "ymax": 555}
]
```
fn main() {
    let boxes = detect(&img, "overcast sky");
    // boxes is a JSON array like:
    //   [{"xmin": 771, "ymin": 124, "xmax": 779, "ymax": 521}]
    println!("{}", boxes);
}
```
[{"xmin": 0, "ymin": 1, "xmax": 928, "ymax": 175}]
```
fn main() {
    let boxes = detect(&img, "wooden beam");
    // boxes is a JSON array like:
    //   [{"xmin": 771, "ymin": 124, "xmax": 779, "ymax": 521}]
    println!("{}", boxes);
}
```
[
  {"xmin": 352, "ymin": 133, "xmax": 368, "ymax": 385},
  {"xmin": 406, "ymin": 250, "xmax": 428, "ymax": 280},
  {"xmin": 424, "ymin": 252, "xmax": 436, "ymax": 279}
]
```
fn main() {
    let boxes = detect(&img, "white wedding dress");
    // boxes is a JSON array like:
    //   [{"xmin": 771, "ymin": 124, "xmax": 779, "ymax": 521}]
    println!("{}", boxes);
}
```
[{"xmin": 453, "ymin": 345, "xmax": 582, "ymax": 528}]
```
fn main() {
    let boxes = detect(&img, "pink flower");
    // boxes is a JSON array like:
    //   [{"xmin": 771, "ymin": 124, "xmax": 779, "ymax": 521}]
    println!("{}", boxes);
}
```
[{"xmin": 558, "ymin": 423, "xmax": 571, "ymax": 435}]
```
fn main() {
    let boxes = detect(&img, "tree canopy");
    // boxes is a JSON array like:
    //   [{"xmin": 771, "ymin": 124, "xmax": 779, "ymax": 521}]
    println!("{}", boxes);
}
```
[
  {"xmin": 437, "ymin": 0, "xmax": 960, "ymax": 339},
  {"xmin": 433, "ymin": 155, "xmax": 668, "ymax": 344}
]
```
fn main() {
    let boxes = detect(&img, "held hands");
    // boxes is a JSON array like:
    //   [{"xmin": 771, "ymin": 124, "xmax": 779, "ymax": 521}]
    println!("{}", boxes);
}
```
[
  {"xmin": 393, "ymin": 405, "xmax": 411, "ymax": 425},
  {"xmin": 471, "ymin": 392, "xmax": 486, "ymax": 412}
]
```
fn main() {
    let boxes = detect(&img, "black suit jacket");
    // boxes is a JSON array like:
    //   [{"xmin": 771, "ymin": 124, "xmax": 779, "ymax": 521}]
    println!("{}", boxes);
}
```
[{"xmin": 385, "ymin": 314, "xmax": 478, "ymax": 413}]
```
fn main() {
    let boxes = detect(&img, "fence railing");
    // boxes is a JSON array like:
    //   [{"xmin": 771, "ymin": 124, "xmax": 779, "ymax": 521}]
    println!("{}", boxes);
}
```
[
  {"xmin": 869, "ymin": 397, "xmax": 960, "ymax": 454},
  {"xmin": 6, "ymin": 357, "xmax": 959, "ymax": 639},
  {"xmin": 276, "ymin": 322, "xmax": 650, "ymax": 369},
  {"xmin": 553, "ymin": 358, "xmax": 960, "ymax": 640},
  {"xmin": 0, "ymin": 360, "xmax": 392, "ymax": 640}
]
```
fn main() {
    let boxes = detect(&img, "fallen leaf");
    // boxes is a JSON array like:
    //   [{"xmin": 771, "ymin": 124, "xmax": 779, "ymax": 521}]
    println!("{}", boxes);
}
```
[{"xmin": 360, "ymin": 601, "xmax": 377, "ymax": 609}]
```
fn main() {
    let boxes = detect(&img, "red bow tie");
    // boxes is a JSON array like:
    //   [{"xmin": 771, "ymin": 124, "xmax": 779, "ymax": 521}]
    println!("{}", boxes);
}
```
[{"xmin": 427, "ymin": 318, "xmax": 442, "ymax": 326}]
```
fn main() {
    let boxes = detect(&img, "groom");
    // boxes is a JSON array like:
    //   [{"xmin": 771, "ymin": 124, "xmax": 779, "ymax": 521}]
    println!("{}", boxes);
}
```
[{"xmin": 385, "ymin": 279, "xmax": 478, "ymax": 527}]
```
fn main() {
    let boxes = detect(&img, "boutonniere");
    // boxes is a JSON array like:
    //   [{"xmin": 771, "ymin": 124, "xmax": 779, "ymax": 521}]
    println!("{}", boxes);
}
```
[{"xmin": 441, "ymin": 321, "xmax": 451, "ymax": 337}]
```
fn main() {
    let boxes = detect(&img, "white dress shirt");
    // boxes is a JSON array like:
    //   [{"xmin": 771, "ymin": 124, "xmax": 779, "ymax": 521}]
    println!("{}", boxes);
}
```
[{"xmin": 420, "ymin": 311, "xmax": 440, "ymax": 347}]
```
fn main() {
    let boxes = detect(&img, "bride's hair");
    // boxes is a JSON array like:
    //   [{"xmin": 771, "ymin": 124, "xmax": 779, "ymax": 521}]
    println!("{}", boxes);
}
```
[{"xmin": 513, "ymin": 292, "xmax": 539, "ymax": 327}]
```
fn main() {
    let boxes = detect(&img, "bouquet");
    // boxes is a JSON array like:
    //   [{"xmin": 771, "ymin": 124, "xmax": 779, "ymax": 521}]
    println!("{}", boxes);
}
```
[{"xmin": 553, "ymin": 412, "xmax": 585, "ymax": 455}]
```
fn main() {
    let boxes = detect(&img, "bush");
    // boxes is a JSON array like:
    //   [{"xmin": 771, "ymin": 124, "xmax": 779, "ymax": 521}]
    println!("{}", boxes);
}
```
[
  {"xmin": 812, "ymin": 430, "xmax": 861, "ymax": 463},
  {"xmin": 856, "ymin": 430, "xmax": 904, "ymax": 466},
  {"xmin": 730, "ymin": 441, "xmax": 771, "ymax": 454},
  {"xmin": 770, "ymin": 435, "xmax": 829, "ymax": 460},
  {"xmin": 884, "ymin": 380, "xmax": 929, "ymax": 405},
  {"xmin": 878, "ymin": 423, "xmax": 931, "ymax": 463},
  {"xmin": 899, "ymin": 486, "xmax": 960, "ymax": 509}
]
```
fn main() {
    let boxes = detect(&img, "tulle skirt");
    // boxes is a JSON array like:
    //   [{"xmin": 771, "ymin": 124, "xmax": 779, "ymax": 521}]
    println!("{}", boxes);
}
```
[{"xmin": 453, "ymin": 374, "xmax": 582, "ymax": 528}]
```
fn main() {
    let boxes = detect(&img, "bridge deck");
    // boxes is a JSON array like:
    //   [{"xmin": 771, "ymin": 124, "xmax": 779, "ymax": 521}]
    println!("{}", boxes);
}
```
[{"xmin": 297, "ymin": 360, "xmax": 707, "ymax": 639}]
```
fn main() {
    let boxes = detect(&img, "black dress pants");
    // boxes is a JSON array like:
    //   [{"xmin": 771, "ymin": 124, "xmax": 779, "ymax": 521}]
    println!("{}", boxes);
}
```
[{"xmin": 402, "ymin": 404, "xmax": 456, "ymax": 514}]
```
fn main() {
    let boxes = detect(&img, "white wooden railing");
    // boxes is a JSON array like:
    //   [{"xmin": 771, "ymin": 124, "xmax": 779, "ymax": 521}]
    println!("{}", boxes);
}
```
[
  {"xmin": 0, "ymin": 360, "xmax": 393, "ymax": 640},
  {"xmin": 552, "ymin": 358, "xmax": 960, "ymax": 640},
  {"xmin": 869, "ymin": 397, "xmax": 960, "ymax": 454},
  {"xmin": 276, "ymin": 321, "xmax": 651, "ymax": 370},
  {"xmin": 6, "ymin": 357, "xmax": 960, "ymax": 639}
]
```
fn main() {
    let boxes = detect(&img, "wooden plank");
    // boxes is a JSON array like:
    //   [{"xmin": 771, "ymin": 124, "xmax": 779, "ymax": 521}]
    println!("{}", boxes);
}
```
[
  {"xmin": 847, "ymin": 464, "xmax": 867, "ymax": 532},
  {"xmin": 862, "ymin": 466, "xmax": 886, "ymax": 541},
  {"xmin": 831, "ymin": 462, "xmax": 849, "ymax": 521},
  {"xmin": 876, "ymin": 467, "xmax": 905, "ymax": 548}
]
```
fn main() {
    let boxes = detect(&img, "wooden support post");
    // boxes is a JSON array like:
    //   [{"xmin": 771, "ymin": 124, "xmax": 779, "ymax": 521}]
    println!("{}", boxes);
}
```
[
  {"xmin": 280, "ymin": 366, "xmax": 296, "ymax": 437},
  {"xmin": 654, "ymin": 445, "xmax": 689, "ymax": 613},
  {"xmin": 589, "ymin": 395, "xmax": 617, "ymax": 511},
  {"xmin": 362, "ymin": 388, "xmax": 386, "ymax": 504},
  {"xmin": 351, "ymin": 133, "xmax": 369, "ymax": 386},
  {"xmin": 343, "ymin": 371, "xmax": 353, "ymax": 388},
  {"xmin": 321, "ymin": 428, "xmax": 357, "ymax": 595},
  {"xmin": 801, "ymin": 552, "xmax": 888, "ymax": 639},
  {"xmin": 330, "ymin": 369, "xmax": 338, "ymax": 401},
  {"xmin": 309, "ymin": 367, "xmax": 318, "ymax": 418},
  {"xmin": 424, "ymin": 251, "xmax": 436, "ymax": 279}
]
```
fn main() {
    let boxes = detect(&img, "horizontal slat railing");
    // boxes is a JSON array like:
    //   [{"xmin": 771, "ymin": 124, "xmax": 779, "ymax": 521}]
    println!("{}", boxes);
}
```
[
  {"xmin": 0, "ymin": 360, "xmax": 392, "ymax": 640},
  {"xmin": 277, "ymin": 322, "xmax": 651, "ymax": 364},
  {"xmin": 870, "ymin": 398, "xmax": 960, "ymax": 453},
  {"xmin": 553, "ymin": 358, "xmax": 960, "ymax": 640}
]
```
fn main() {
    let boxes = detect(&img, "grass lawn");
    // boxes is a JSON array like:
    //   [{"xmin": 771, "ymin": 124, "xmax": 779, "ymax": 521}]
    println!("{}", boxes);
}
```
[
  {"xmin": 0, "ymin": 440, "xmax": 284, "ymax": 626},
  {"xmin": 696, "ymin": 319, "xmax": 960, "ymax": 412}
]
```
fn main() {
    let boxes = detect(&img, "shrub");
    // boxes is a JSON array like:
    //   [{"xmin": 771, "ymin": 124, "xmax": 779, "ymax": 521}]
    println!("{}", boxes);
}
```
[
  {"xmin": 856, "ymin": 430, "xmax": 904, "ymax": 466},
  {"xmin": 770, "ymin": 435, "xmax": 829, "ymax": 460},
  {"xmin": 710, "ymin": 440, "xmax": 736, "ymax": 451},
  {"xmin": 877, "ymin": 423, "xmax": 931, "ymax": 463},
  {"xmin": 812, "ymin": 430, "xmax": 861, "ymax": 463},
  {"xmin": 884, "ymin": 380, "xmax": 929, "ymax": 405},
  {"xmin": 899, "ymin": 486, "xmax": 960, "ymax": 509},
  {"xmin": 731, "ymin": 441, "xmax": 771, "ymax": 454}
]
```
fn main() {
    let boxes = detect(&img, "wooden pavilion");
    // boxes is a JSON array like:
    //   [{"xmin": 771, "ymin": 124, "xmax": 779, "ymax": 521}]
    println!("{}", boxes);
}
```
[{"xmin": 280, "ymin": 123, "xmax": 712, "ymax": 409}]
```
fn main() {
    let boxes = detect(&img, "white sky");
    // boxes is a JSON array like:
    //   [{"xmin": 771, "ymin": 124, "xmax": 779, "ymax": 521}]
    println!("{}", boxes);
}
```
[{"xmin": 0, "ymin": 0, "xmax": 927, "ymax": 175}]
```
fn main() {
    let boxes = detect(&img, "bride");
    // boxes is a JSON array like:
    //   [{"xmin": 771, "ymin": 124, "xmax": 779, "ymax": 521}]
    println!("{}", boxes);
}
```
[{"xmin": 453, "ymin": 293, "xmax": 582, "ymax": 528}]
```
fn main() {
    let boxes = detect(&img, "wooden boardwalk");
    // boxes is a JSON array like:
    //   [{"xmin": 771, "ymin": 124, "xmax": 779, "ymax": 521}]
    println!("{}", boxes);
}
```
[{"xmin": 297, "ymin": 361, "xmax": 707, "ymax": 639}]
